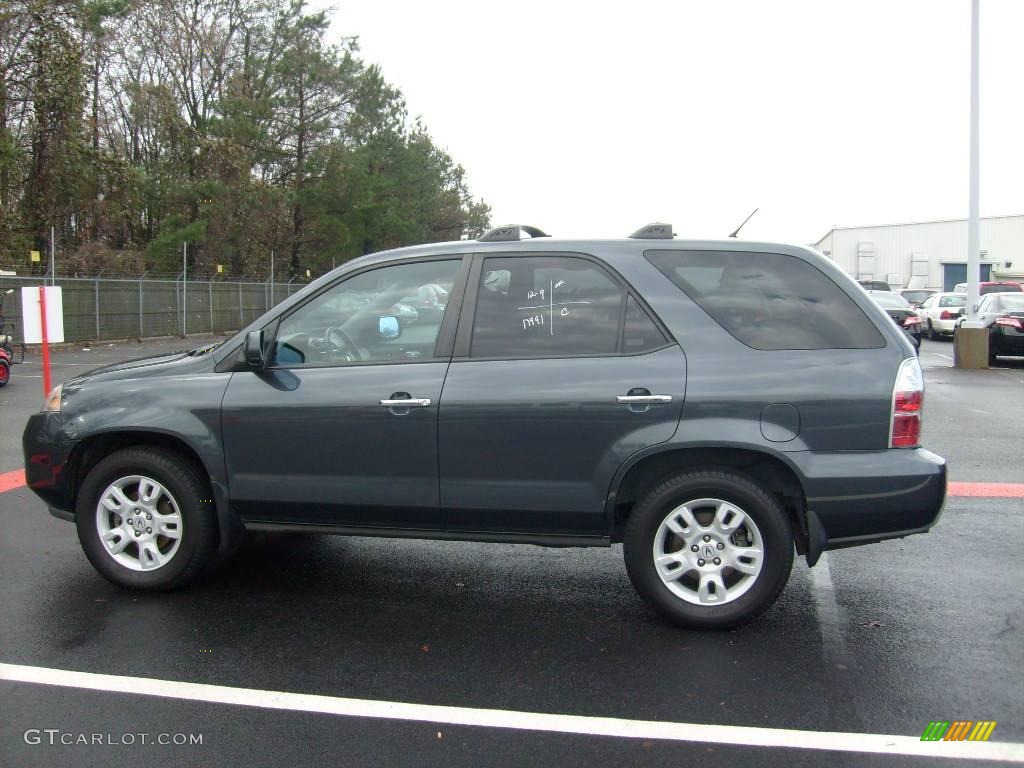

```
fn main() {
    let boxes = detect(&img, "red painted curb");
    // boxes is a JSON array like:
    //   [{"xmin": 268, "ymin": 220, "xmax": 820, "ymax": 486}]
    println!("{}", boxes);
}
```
[
  {"xmin": 947, "ymin": 481, "xmax": 1024, "ymax": 498},
  {"xmin": 0, "ymin": 469, "xmax": 27, "ymax": 494}
]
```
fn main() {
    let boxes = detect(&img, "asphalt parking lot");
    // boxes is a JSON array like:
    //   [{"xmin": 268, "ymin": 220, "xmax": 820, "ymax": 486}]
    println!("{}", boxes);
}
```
[{"xmin": 1, "ymin": 337, "xmax": 1022, "ymax": 767}]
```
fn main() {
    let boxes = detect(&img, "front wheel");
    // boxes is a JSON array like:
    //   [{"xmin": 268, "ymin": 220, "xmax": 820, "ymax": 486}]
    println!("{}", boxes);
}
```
[
  {"xmin": 623, "ymin": 469, "xmax": 794, "ymax": 628},
  {"xmin": 76, "ymin": 447, "xmax": 218, "ymax": 590},
  {"xmin": 0, "ymin": 359, "xmax": 9, "ymax": 387}
]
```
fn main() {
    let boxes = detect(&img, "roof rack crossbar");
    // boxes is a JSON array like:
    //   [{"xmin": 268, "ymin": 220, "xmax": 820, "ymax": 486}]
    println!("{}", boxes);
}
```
[
  {"xmin": 479, "ymin": 224, "xmax": 550, "ymax": 242},
  {"xmin": 629, "ymin": 222, "xmax": 674, "ymax": 240}
]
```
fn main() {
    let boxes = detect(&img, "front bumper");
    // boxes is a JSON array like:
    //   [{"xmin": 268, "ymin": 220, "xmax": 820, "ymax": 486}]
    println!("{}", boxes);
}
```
[
  {"xmin": 788, "ymin": 448, "xmax": 946, "ymax": 547},
  {"xmin": 22, "ymin": 412, "xmax": 75, "ymax": 515}
]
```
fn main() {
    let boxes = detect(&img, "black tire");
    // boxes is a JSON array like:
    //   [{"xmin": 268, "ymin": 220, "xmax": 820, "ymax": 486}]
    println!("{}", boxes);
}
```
[
  {"xmin": 623, "ymin": 469, "xmax": 794, "ymax": 629},
  {"xmin": 927, "ymin": 320, "xmax": 938, "ymax": 341},
  {"xmin": 76, "ymin": 447, "xmax": 218, "ymax": 590},
  {"xmin": 0, "ymin": 359, "xmax": 9, "ymax": 387}
]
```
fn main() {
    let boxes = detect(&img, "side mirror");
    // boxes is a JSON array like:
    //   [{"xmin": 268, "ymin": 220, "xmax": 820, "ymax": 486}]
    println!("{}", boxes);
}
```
[
  {"xmin": 244, "ymin": 330, "xmax": 265, "ymax": 368},
  {"xmin": 378, "ymin": 315, "xmax": 401, "ymax": 340}
]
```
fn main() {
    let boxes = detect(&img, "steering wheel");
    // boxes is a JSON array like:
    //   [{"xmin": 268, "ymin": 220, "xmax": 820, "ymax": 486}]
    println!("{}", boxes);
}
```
[{"xmin": 325, "ymin": 326, "xmax": 362, "ymax": 362}]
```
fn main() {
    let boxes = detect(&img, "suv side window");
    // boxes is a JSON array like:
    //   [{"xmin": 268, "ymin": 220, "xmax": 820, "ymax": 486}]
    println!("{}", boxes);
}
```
[
  {"xmin": 623, "ymin": 295, "xmax": 668, "ymax": 353},
  {"xmin": 471, "ymin": 256, "xmax": 635, "ymax": 358},
  {"xmin": 645, "ymin": 249, "xmax": 885, "ymax": 350},
  {"xmin": 272, "ymin": 259, "xmax": 461, "ymax": 366}
]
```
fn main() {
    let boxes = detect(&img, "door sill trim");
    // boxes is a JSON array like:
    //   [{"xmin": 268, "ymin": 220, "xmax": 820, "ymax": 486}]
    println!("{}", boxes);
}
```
[{"xmin": 242, "ymin": 521, "xmax": 610, "ymax": 548}]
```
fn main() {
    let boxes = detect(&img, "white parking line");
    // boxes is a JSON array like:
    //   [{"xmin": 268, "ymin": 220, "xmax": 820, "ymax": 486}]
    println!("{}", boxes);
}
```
[
  {"xmin": 1, "ymin": 663, "xmax": 1021, "ymax": 761},
  {"xmin": 808, "ymin": 553, "xmax": 849, "ymax": 660}
]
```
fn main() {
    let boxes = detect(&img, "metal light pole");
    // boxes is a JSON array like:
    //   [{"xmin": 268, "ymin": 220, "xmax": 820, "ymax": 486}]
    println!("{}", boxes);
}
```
[
  {"xmin": 955, "ymin": 0, "xmax": 988, "ymax": 367},
  {"xmin": 270, "ymin": 249, "xmax": 275, "ymax": 307},
  {"xmin": 183, "ymin": 241, "xmax": 188, "ymax": 336},
  {"xmin": 966, "ymin": 0, "xmax": 981, "ymax": 322}
]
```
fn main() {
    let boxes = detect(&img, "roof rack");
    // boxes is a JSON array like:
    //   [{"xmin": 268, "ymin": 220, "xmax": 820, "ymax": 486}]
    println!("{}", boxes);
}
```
[
  {"xmin": 478, "ymin": 224, "xmax": 550, "ymax": 242},
  {"xmin": 629, "ymin": 222, "xmax": 674, "ymax": 239}
]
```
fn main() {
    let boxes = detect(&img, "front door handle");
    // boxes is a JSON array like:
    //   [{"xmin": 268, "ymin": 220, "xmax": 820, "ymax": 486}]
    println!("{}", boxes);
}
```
[
  {"xmin": 616, "ymin": 394, "xmax": 672, "ymax": 404},
  {"xmin": 379, "ymin": 398, "xmax": 431, "ymax": 407}
]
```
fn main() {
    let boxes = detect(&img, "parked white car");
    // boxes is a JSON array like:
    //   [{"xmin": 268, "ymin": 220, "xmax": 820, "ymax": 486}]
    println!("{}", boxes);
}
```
[
  {"xmin": 954, "ymin": 292, "xmax": 1024, "ymax": 330},
  {"xmin": 917, "ymin": 292, "xmax": 967, "ymax": 339}
]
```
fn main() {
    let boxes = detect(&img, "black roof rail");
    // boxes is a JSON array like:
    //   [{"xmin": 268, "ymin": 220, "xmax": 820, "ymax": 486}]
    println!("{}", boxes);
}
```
[
  {"xmin": 478, "ymin": 224, "xmax": 550, "ymax": 242},
  {"xmin": 629, "ymin": 222, "xmax": 674, "ymax": 239}
]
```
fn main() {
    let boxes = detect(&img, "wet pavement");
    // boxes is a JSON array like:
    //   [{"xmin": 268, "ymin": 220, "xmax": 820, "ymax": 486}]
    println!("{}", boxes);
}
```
[{"xmin": 1, "ymin": 337, "xmax": 1022, "ymax": 767}]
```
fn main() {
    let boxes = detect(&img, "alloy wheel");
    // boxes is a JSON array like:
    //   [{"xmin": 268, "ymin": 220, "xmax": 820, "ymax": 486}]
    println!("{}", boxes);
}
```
[{"xmin": 94, "ymin": 475, "xmax": 183, "ymax": 571}]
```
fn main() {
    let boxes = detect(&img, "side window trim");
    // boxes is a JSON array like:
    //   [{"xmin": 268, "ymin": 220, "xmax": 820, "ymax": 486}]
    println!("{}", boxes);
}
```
[
  {"xmin": 452, "ymin": 255, "xmax": 484, "ymax": 358},
  {"xmin": 431, "ymin": 255, "xmax": 473, "ymax": 359},
  {"xmin": 265, "ymin": 254, "xmax": 469, "ymax": 370}
]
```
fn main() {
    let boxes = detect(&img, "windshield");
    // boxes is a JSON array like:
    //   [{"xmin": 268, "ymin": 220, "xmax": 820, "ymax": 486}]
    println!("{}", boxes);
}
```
[
  {"xmin": 995, "ymin": 294, "xmax": 1024, "ymax": 311},
  {"xmin": 870, "ymin": 292, "xmax": 911, "ymax": 309},
  {"xmin": 902, "ymin": 291, "xmax": 933, "ymax": 303},
  {"xmin": 981, "ymin": 283, "xmax": 1022, "ymax": 294}
]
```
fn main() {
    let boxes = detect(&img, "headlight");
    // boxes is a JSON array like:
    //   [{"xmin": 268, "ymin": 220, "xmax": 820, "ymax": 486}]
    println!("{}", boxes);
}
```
[{"xmin": 43, "ymin": 384, "xmax": 62, "ymax": 412}]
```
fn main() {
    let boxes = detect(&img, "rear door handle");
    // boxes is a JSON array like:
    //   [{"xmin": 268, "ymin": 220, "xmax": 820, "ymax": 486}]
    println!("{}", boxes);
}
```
[{"xmin": 616, "ymin": 395, "xmax": 672, "ymax": 404}]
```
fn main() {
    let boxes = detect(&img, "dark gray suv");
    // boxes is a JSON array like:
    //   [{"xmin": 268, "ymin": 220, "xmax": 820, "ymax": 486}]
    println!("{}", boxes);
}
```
[{"xmin": 22, "ymin": 224, "xmax": 946, "ymax": 627}]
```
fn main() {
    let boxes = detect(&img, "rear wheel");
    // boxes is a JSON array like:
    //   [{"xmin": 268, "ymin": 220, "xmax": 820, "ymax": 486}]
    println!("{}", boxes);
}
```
[
  {"xmin": 624, "ymin": 469, "xmax": 794, "ymax": 628},
  {"xmin": 76, "ymin": 447, "xmax": 217, "ymax": 590},
  {"xmin": 927, "ymin": 320, "xmax": 938, "ymax": 341},
  {"xmin": 0, "ymin": 359, "xmax": 9, "ymax": 387}
]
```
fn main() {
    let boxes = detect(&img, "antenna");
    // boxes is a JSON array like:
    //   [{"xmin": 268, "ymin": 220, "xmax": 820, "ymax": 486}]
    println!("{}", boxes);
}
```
[{"xmin": 728, "ymin": 208, "xmax": 759, "ymax": 238}]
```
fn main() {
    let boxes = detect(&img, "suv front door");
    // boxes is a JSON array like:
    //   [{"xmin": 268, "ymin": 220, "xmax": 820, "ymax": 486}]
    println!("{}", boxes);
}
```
[
  {"xmin": 438, "ymin": 253, "xmax": 686, "ymax": 538},
  {"xmin": 222, "ymin": 257, "xmax": 467, "ymax": 530}
]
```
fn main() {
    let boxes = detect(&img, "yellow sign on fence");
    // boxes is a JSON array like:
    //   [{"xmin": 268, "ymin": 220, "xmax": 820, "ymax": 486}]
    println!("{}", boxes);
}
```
[{"xmin": 30, "ymin": 250, "xmax": 40, "ymax": 263}]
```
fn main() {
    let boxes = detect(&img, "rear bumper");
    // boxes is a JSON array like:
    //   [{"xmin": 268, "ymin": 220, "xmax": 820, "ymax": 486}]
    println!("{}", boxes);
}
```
[
  {"xmin": 991, "ymin": 330, "xmax": 1024, "ymax": 356},
  {"xmin": 788, "ymin": 448, "xmax": 946, "ymax": 546}
]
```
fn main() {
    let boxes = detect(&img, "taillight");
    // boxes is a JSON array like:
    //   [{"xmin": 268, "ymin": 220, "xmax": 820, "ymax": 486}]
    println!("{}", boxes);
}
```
[
  {"xmin": 995, "ymin": 317, "xmax": 1023, "ymax": 329},
  {"xmin": 890, "ymin": 358, "xmax": 924, "ymax": 448},
  {"xmin": 939, "ymin": 310, "xmax": 954, "ymax": 320},
  {"xmin": 902, "ymin": 316, "xmax": 921, "ymax": 327}
]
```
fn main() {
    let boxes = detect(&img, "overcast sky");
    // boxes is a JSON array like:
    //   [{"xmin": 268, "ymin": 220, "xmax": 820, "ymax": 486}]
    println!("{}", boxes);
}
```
[{"xmin": 316, "ymin": 0, "xmax": 1023, "ymax": 245}]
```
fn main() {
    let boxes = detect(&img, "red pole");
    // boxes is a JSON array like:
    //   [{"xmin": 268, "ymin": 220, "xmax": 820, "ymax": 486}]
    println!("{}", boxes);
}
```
[{"xmin": 39, "ymin": 286, "xmax": 51, "ymax": 396}]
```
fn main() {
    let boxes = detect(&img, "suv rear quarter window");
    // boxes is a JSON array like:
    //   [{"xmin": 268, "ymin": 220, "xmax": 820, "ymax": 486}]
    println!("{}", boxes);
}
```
[{"xmin": 645, "ymin": 249, "xmax": 885, "ymax": 350}]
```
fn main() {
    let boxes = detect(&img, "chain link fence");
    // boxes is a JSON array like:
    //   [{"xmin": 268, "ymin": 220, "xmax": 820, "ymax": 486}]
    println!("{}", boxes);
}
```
[{"xmin": 0, "ymin": 274, "xmax": 309, "ymax": 344}]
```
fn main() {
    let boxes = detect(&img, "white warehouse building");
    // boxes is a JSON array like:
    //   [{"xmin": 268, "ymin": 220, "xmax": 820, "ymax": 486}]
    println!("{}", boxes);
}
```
[{"xmin": 812, "ymin": 214, "xmax": 1024, "ymax": 292}]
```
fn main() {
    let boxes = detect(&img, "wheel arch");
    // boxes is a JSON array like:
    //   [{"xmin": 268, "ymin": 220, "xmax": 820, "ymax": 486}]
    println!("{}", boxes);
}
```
[
  {"xmin": 607, "ymin": 444, "xmax": 810, "ymax": 555},
  {"xmin": 66, "ymin": 429, "xmax": 239, "ymax": 553}
]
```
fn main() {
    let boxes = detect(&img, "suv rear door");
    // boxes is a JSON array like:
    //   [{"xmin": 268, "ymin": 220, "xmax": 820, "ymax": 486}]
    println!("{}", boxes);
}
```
[{"xmin": 437, "ymin": 252, "xmax": 685, "ymax": 538}]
